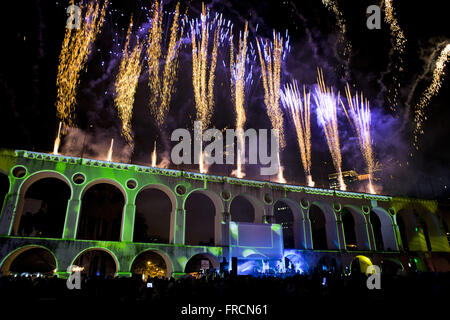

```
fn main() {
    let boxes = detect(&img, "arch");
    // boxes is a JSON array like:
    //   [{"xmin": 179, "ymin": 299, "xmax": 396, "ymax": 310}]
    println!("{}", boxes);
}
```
[
  {"xmin": 309, "ymin": 203, "xmax": 328, "ymax": 250},
  {"xmin": 184, "ymin": 253, "xmax": 220, "ymax": 274},
  {"xmin": 316, "ymin": 255, "xmax": 339, "ymax": 273},
  {"xmin": 230, "ymin": 194, "xmax": 265, "ymax": 224},
  {"xmin": 15, "ymin": 178, "xmax": 71, "ymax": 238},
  {"xmin": 369, "ymin": 211, "xmax": 384, "ymax": 251},
  {"xmin": 71, "ymin": 247, "xmax": 119, "ymax": 277},
  {"xmin": 273, "ymin": 198, "xmax": 304, "ymax": 249},
  {"xmin": 370, "ymin": 207, "xmax": 398, "ymax": 251},
  {"xmin": 342, "ymin": 205, "xmax": 371, "ymax": 251},
  {"xmin": 284, "ymin": 252, "xmax": 309, "ymax": 274},
  {"xmin": 350, "ymin": 255, "xmax": 373, "ymax": 275},
  {"xmin": 415, "ymin": 209, "xmax": 449, "ymax": 252},
  {"xmin": 130, "ymin": 249, "xmax": 173, "ymax": 279},
  {"xmin": 310, "ymin": 201, "xmax": 340, "ymax": 250},
  {"xmin": 80, "ymin": 178, "xmax": 127, "ymax": 202},
  {"xmin": 396, "ymin": 209, "xmax": 426, "ymax": 251},
  {"xmin": 0, "ymin": 245, "xmax": 58, "ymax": 276},
  {"xmin": 11, "ymin": 170, "xmax": 72, "ymax": 236},
  {"xmin": 77, "ymin": 182, "xmax": 125, "ymax": 241},
  {"xmin": 136, "ymin": 183, "xmax": 177, "ymax": 213},
  {"xmin": 134, "ymin": 187, "xmax": 173, "ymax": 244},
  {"xmin": 183, "ymin": 188, "xmax": 223, "ymax": 246},
  {"xmin": 381, "ymin": 258, "xmax": 404, "ymax": 275}
]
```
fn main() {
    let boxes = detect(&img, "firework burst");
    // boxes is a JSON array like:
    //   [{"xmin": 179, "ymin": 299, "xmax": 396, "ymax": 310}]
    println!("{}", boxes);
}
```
[
  {"xmin": 147, "ymin": 1, "xmax": 182, "ymax": 128},
  {"xmin": 314, "ymin": 68, "xmax": 346, "ymax": 191},
  {"xmin": 342, "ymin": 84, "xmax": 375, "ymax": 193},
  {"xmin": 281, "ymin": 81, "xmax": 314, "ymax": 187},
  {"xmin": 257, "ymin": 31, "xmax": 286, "ymax": 182},
  {"xmin": 191, "ymin": 4, "xmax": 221, "ymax": 128},
  {"xmin": 257, "ymin": 32, "xmax": 285, "ymax": 148},
  {"xmin": 413, "ymin": 43, "xmax": 450, "ymax": 150},
  {"xmin": 383, "ymin": 0, "xmax": 407, "ymax": 112},
  {"xmin": 114, "ymin": 17, "xmax": 144, "ymax": 147},
  {"xmin": 56, "ymin": 0, "xmax": 108, "ymax": 126},
  {"xmin": 321, "ymin": 0, "xmax": 351, "ymax": 77},
  {"xmin": 191, "ymin": 4, "xmax": 222, "ymax": 173},
  {"xmin": 230, "ymin": 22, "xmax": 248, "ymax": 178}
]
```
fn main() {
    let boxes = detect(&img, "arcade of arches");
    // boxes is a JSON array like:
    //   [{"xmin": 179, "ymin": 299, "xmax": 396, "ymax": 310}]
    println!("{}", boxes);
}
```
[
  {"xmin": 4, "ymin": 175, "xmax": 447, "ymax": 254},
  {"xmin": 1, "ymin": 170, "xmax": 450, "ymax": 278}
]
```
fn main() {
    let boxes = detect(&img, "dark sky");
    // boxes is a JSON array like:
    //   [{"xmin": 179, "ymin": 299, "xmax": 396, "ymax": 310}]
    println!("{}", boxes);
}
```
[{"xmin": 0, "ymin": 0, "xmax": 449, "ymax": 199}]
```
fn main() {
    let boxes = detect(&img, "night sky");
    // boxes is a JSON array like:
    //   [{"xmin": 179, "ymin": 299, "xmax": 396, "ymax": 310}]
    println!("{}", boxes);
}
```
[{"xmin": 0, "ymin": 0, "xmax": 449, "ymax": 200}]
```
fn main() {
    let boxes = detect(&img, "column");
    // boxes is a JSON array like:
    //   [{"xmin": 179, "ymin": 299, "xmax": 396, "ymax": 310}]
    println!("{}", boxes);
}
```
[
  {"xmin": 335, "ymin": 213, "xmax": 345, "ymax": 251},
  {"xmin": 0, "ymin": 191, "xmax": 19, "ymax": 235},
  {"xmin": 62, "ymin": 187, "xmax": 82, "ymax": 239},
  {"xmin": 121, "ymin": 203, "xmax": 136, "ymax": 242},
  {"xmin": 300, "ymin": 206, "xmax": 312, "ymax": 249},
  {"xmin": 171, "ymin": 200, "xmax": 186, "ymax": 244}
]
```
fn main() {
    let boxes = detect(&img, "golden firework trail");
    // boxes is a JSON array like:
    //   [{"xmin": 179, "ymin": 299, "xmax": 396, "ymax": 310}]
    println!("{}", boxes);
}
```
[
  {"xmin": 383, "ymin": 0, "xmax": 406, "ymax": 112},
  {"xmin": 230, "ymin": 22, "xmax": 248, "ymax": 178},
  {"xmin": 321, "ymin": 0, "xmax": 351, "ymax": 70},
  {"xmin": 114, "ymin": 17, "xmax": 144, "ymax": 147},
  {"xmin": 151, "ymin": 141, "xmax": 157, "ymax": 167},
  {"xmin": 191, "ymin": 4, "xmax": 222, "ymax": 173},
  {"xmin": 191, "ymin": 3, "xmax": 221, "ymax": 128},
  {"xmin": 342, "ymin": 84, "xmax": 375, "ymax": 194},
  {"xmin": 413, "ymin": 43, "xmax": 450, "ymax": 150},
  {"xmin": 257, "ymin": 31, "xmax": 286, "ymax": 182},
  {"xmin": 281, "ymin": 82, "xmax": 314, "ymax": 187},
  {"xmin": 257, "ymin": 31, "xmax": 285, "ymax": 148},
  {"xmin": 147, "ymin": 1, "xmax": 182, "ymax": 128},
  {"xmin": 106, "ymin": 138, "xmax": 114, "ymax": 162},
  {"xmin": 53, "ymin": 122, "xmax": 62, "ymax": 155},
  {"xmin": 56, "ymin": 0, "xmax": 108, "ymax": 126},
  {"xmin": 160, "ymin": 3, "xmax": 181, "ymax": 125},
  {"xmin": 147, "ymin": 0, "xmax": 163, "ymax": 121},
  {"xmin": 314, "ymin": 68, "xmax": 346, "ymax": 191}
]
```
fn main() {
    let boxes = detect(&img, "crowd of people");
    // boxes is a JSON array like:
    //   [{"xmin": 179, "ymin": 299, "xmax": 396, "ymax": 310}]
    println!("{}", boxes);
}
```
[{"xmin": 0, "ymin": 269, "xmax": 448, "ymax": 314}]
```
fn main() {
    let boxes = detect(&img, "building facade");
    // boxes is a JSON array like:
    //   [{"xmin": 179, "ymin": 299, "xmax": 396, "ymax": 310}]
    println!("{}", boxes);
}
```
[{"xmin": 0, "ymin": 149, "xmax": 449, "ymax": 278}]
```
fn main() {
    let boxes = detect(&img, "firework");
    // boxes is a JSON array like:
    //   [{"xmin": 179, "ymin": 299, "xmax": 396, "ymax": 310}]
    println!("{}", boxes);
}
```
[
  {"xmin": 147, "ymin": 1, "xmax": 182, "ymax": 128},
  {"xmin": 413, "ymin": 43, "xmax": 450, "ymax": 150},
  {"xmin": 257, "ymin": 31, "xmax": 285, "ymax": 148},
  {"xmin": 106, "ymin": 138, "xmax": 114, "ymax": 162},
  {"xmin": 53, "ymin": 122, "xmax": 62, "ymax": 155},
  {"xmin": 257, "ymin": 31, "xmax": 286, "ymax": 182},
  {"xmin": 114, "ymin": 17, "xmax": 144, "ymax": 147},
  {"xmin": 147, "ymin": 0, "xmax": 162, "ymax": 122},
  {"xmin": 230, "ymin": 22, "xmax": 248, "ymax": 178},
  {"xmin": 56, "ymin": 0, "xmax": 108, "ymax": 126},
  {"xmin": 314, "ymin": 68, "xmax": 346, "ymax": 191},
  {"xmin": 191, "ymin": 4, "xmax": 221, "ymax": 128},
  {"xmin": 321, "ymin": 0, "xmax": 351, "ymax": 75},
  {"xmin": 281, "ymin": 81, "xmax": 314, "ymax": 187},
  {"xmin": 383, "ymin": 0, "xmax": 407, "ymax": 112},
  {"xmin": 160, "ymin": 3, "xmax": 181, "ymax": 125},
  {"xmin": 191, "ymin": 4, "xmax": 222, "ymax": 172},
  {"xmin": 151, "ymin": 141, "xmax": 157, "ymax": 167},
  {"xmin": 342, "ymin": 84, "xmax": 375, "ymax": 193}
]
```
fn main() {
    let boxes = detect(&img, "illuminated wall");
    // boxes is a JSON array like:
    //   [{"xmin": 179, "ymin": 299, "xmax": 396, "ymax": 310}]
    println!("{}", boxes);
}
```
[{"xmin": 0, "ymin": 149, "xmax": 448, "ymax": 277}]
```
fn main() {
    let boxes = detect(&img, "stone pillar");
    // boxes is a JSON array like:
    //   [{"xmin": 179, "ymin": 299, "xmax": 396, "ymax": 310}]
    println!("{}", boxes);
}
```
[
  {"xmin": 365, "ymin": 214, "xmax": 377, "ymax": 251},
  {"xmin": 335, "ymin": 213, "xmax": 345, "ymax": 250},
  {"xmin": 121, "ymin": 203, "xmax": 136, "ymax": 242},
  {"xmin": 0, "ymin": 191, "xmax": 19, "ymax": 235},
  {"xmin": 392, "ymin": 222, "xmax": 402, "ymax": 251},
  {"xmin": 62, "ymin": 188, "xmax": 82, "ymax": 239},
  {"xmin": 171, "ymin": 205, "xmax": 186, "ymax": 244},
  {"xmin": 219, "ymin": 211, "xmax": 230, "ymax": 247},
  {"xmin": 300, "ymin": 206, "xmax": 312, "ymax": 249}
]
